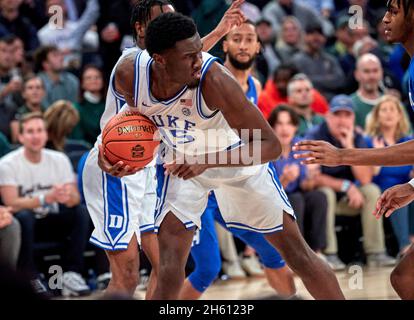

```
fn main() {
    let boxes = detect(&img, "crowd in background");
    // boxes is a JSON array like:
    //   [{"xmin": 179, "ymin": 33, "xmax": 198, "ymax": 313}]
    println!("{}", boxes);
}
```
[{"xmin": 0, "ymin": 0, "xmax": 414, "ymax": 296}]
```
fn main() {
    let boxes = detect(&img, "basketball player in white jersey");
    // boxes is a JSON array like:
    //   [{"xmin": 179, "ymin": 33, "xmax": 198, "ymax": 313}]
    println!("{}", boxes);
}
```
[
  {"xmin": 81, "ymin": 0, "xmax": 246, "ymax": 297},
  {"xmin": 107, "ymin": 12, "xmax": 345, "ymax": 299}
]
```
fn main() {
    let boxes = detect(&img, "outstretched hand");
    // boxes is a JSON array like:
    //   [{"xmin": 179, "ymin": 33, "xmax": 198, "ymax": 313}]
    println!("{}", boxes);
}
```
[
  {"xmin": 292, "ymin": 140, "xmax": 343, "ymax": 166},
  {"xmin": 374, "ymin": 183, "xmax": 414, "ymax": 219},
  {"xmin": 214, "ymin": 0, "xmax": 246, "ymax": 36},
  {"xmin": 98, "ymin": 145, "xmax": 142, "ymax": 178}
]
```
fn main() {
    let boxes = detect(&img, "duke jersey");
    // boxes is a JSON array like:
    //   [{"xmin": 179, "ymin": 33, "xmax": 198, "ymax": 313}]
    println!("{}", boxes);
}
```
[
  {"xmin": 130, "ymin": 51, "xmax": 241, "ymax": 158},
  {"xmin": 409, "ymin": 56, "xmax": 414, "ymax": 110},
  {"xmin": 96, "ymin": 46, "xmax": 141, "ymax": 145}
]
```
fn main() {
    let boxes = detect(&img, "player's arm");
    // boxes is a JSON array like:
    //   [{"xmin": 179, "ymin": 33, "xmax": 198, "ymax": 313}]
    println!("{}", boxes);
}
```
[
  {"xmin": 164, "ymin": 63, "xmax": 280, "ymax": 179},
  {"xmin": 203, "ymin": 62, "xmax": 281, "ymax": 165},
  {"xmin": 293, "ymin": 139, "xmax": 414, "ymax": 167},
  {"xmin": 201, "ymin": 0, "xmax": 245, "ymax": 52},
  {"xmin": 97, "ymin": 56, "xmax": 142, "ymax": 178},
  {"xmin": 202, "ymin": 63, "xmax": 281, "ymax": 166}
]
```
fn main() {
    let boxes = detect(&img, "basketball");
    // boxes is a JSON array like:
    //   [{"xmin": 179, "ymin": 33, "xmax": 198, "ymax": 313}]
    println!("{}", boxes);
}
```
[{"xmin": 102, "ymin": 110, "xmax": 159, "ymax": 169}]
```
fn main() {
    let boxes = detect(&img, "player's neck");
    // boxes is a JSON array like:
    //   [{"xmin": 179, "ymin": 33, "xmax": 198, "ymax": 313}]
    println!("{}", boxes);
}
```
[
  {"xmin": 224, "ymin": 61, "xmax": 250, "ymax": 91},
  {"xmin": 151, "ymin": 63, "xmax": 186, "ymax": 100}
]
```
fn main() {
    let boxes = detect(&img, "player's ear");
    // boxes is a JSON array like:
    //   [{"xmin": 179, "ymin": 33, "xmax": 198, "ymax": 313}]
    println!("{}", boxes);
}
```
[
  {"xmin": 222, "ymin": 39, "xmax": 228, "ymax": 53},
  {"xmin": 256, "ymin": 39, "xmax": 261, "ymax": 54},
  {"xmin": 153, "ymin": 53, "xmax": 166, "ymax": 67}
]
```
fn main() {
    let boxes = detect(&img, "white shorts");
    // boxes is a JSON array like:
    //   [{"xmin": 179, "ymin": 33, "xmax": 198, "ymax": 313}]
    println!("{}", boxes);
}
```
[
  {"xmin": 81, "ymin": 147, "xmax": 157, "ymax": 251},
  {"xmin": 154, "ymin": 162, "xmax": 295, "ymax": 234}
]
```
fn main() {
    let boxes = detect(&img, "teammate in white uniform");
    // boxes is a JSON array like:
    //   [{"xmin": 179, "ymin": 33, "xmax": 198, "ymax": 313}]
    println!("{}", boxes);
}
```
[
  {"xmin": 81, "ymin": 0, "xmax": 246, "ymax": 297},
  {"xmin": 109, "ymin": 12, "xmax": 345, "ymax": 300}
]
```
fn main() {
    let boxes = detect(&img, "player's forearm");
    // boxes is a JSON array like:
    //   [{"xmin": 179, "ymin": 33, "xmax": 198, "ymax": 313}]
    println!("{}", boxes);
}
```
[
  {"xmin": 341, "ymin": 140, "xmax": 414, "ymax": 166},
  {"xmin": 201, "ymin": 29, "xmax": 223, "ymax": 52}
]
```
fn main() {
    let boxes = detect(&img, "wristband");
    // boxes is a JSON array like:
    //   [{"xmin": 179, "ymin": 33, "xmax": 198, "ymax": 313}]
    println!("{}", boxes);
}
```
[
  {"xmin": 408, "ymin": 179, "xmax": 414, "ymax": 189},
  {"xmin": 38, "ymin": 194, "xmax": 46, "ymax": 207},
  {"xmin": 341, "ymin": 180, "xmax": 352, "ymax": 193}
]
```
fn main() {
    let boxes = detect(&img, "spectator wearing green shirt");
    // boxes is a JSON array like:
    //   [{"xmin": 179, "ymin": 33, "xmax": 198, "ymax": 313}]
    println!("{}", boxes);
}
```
[
  {"xmin": 34, "ymin": 46, "xmax": 79, "ymax": 108},
  {"xmin": 350, "ymin": 53, "xmax": 384, "ymax": 131},
  {"xmin": 0, "ymin": 131, "xmax": 10, "ymax": 157},
  {"xmin": 10, "ymin": 75, "xmax": 46, "ymax": 143},
  {"xmin": 287, "ymin": 73, "xmax": 324, "ymax": 137},
  {"xmin": 70, "ymin": 65, "xmax": 105, "ymax": 146}
]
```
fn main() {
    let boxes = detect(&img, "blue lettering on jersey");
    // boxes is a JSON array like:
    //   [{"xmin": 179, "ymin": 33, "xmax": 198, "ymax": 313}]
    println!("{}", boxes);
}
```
[{"xmin": 150, "ymin": 114, "xmax": 197, "ymax": 147}]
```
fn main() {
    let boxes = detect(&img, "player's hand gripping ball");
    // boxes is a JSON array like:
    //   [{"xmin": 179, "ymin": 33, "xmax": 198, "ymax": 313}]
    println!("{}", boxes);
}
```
[{"xmin": 102, "ymin": 110, "xmax": 160, "ymax": 169}]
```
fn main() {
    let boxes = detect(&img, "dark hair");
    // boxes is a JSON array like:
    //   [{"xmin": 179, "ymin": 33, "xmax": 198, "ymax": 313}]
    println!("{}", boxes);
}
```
[
  {"xmin": 130, "ymin": 0, "xmax": 174, "ymax": 42},
  {"xmin": 272, "ymin": 64, "xmax": 298, "ymax": 81},
  {"xmin": 79, "ymin": 64, "xmax": 106, "ymax": 104},
  {"xmin": 145, "ymin": 12, "xmax": 197, "ymax": 56},
  {"xmin": 268, "ymin": 104, "xmax": 300, "ymax": 128},
  {"xmin": 33, "ymin": 45, "xmax": 58, "ymax": 73},
  {"xmin": 387, "ymin": 0, "xmax": 414, "ymax": 17}
]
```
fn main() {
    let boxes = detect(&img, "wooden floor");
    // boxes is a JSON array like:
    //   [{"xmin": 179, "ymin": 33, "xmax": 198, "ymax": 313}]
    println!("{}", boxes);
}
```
[{"xmin": 76, "ymin": 266, "xmax": 399, "ymax": 300}]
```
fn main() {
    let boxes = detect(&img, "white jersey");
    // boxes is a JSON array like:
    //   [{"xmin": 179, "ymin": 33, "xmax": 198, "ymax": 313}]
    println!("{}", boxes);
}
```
[
  {"xmin": 128, "ymin": 50, "xmax": 241, "ymax": 158},
  {"xmin": 96, "ymin": 46, "xmax": 141, "ymax": 145}
]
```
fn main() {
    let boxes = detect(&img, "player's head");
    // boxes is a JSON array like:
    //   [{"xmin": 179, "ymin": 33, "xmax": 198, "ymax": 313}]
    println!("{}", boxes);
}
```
[
  {"xmin": 146, "ymin": 12, "xmax": 202, "ymax": 88},
  {"xmin": 18, "ymin": 112, "xmax": 48, "ymax": 154},
  {"xmin": 383, "ymin": 0, "xmax": 414, "ymax": 44},
  {"xmin": 223, "ymin": 20, "xmax": 260, "ymax": 71},
  {"xmin": 130, "ymin": 0, "xmax": 175, "ymax": 48}
]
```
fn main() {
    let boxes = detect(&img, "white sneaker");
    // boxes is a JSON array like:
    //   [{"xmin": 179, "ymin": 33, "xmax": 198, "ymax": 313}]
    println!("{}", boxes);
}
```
[
  {"xmin": 62, "ymin": 271, "xmax": 91, "ymax": 297},
  {"xmin": 240, "ymin": 255, "xmax": 265, "ymax": 277},
  {"xmin": 222, "ymin": 261, "xmax": 247, "ymax": 279}
]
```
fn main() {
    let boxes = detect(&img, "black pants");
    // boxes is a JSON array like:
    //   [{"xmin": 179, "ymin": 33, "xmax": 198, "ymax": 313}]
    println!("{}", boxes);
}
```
[
  {"xmin": 288, "ymin": 190, "xmax": 327, "ymax": 252},
  {"xmin": 14, "ymin": 204, "xmax": 90, "ymax": 276}
]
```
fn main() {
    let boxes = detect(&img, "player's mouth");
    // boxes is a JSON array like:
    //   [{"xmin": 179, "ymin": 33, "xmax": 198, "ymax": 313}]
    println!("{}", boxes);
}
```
[{"xmin": 384, "ymin": 28, "xmax": 392, "ymax": 36}]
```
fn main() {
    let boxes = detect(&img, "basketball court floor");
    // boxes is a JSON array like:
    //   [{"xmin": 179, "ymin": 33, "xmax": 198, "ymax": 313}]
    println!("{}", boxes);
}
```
[{"xmin": 70, "ymin": 266, "xmax": 398, "ymax": 300}]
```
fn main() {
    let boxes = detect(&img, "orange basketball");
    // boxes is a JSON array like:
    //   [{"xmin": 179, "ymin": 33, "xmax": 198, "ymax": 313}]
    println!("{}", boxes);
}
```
[{"xmin": 102, "ymin": 111, "xmax": 159, "ymax": 169}]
